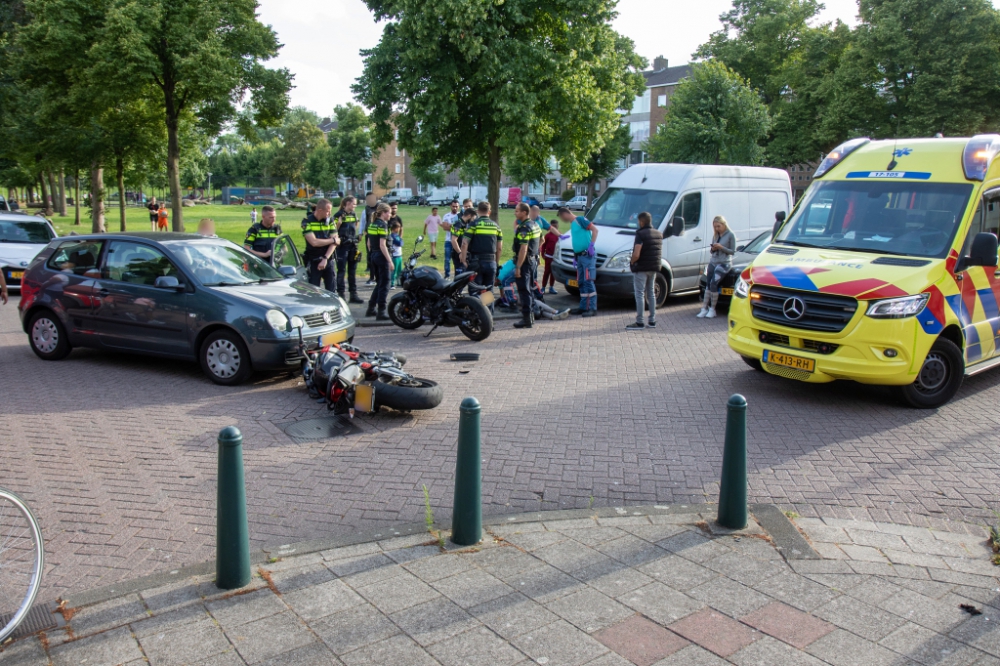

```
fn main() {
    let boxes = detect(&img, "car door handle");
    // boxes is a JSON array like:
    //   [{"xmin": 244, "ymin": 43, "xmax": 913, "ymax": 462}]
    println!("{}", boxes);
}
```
[
  {"xmin": 98, "ymin": 288, "xmax": 110, "ymax": 296},
  {"xmin": 693, "ymin": 237, "xmax": 702, "ymax": 242}
]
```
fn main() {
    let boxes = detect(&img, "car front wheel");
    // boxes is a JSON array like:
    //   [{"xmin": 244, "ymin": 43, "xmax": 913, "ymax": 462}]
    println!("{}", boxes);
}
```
[
  {"xmin": 28, "ymin": 311, "xmax": 71, "ymax": 360},
  {"xmin": 200, "ymin": 330, "xmax": 253, "ymax": 385}
]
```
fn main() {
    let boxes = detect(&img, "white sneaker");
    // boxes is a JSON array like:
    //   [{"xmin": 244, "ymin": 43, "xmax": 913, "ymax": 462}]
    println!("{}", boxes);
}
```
[
  {"xmin": 696, "ymin": 308, "xmax": 708, "ymax": 318},
  {"xmin": 706, "ymin": 308, "xmax": 717, "ymax": 318}
]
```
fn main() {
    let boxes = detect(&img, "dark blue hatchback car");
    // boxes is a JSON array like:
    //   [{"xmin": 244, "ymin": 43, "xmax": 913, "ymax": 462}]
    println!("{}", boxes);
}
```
[{"xmin": 18, "ymin": 233, "xmax": 356, "ymax": 385}]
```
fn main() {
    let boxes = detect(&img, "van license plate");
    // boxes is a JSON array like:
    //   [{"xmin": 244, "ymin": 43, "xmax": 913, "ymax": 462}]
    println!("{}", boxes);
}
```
[
  {"xmin": 763, "ymin": 350, "xmax": 815, "ymax": 373},
  {"xmin": 320, "ymin": 329, "xmax": 349, "ymax": 346},
  {"xmin": 720, "ymin": 287, "xmax": 734, "ymax": 296},
  {"xmin": 567, "ymin": 279, "xmax": 578, "ymax": 288}
]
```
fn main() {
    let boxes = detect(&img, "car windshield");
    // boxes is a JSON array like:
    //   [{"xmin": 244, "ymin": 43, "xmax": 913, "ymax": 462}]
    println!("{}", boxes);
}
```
[
  {"xmin": 775, "ymin": 180, "xmax": 973, "ymax": 258},
  {"xmin": 167, "ymin": 240, "xmax": 284, "ymax": 285},
  {"xmin": 586, "ymin": 187, "xmax": 678, "ymax": 229},
  {"xmin": 743, "ymin": 231, "xmax": 771, "ymax": 254},
  {"xmin": 0, "ymin": 219, "xmax": 54, "ymax": 244}
]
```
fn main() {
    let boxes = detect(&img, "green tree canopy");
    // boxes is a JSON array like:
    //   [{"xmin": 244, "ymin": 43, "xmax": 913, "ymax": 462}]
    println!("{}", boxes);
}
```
[
  {"xmin": 376, "ymin": 166, "xmax": 392, "ymax": 191},
  {"xmin": 353, "ymin": 0, "xmax": 645, "ymax": 218},
  {"xmin": 644, "ymin": 61, "xmax": 771, "ymax": 165},
  {"xmin": 327, "ymin": 104, "xmax": 374, "ymax": 195},
  {"xmin": 270, "ymin": 120, "xmax": 325, "ymax": 186}
]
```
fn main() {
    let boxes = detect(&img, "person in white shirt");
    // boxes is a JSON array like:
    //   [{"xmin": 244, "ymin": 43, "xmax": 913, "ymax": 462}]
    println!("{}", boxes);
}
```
[{"xmin": 440, "ymin": 201, "xmax": 460, "ymax": 278}]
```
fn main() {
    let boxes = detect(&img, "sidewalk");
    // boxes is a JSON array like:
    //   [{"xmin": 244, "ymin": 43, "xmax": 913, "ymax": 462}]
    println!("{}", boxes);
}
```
[{"xmin": 3, "ymin": 505, "xmax": 998, "ymax": 666}]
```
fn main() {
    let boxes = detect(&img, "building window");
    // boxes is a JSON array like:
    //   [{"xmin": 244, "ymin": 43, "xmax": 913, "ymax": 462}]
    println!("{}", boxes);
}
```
[
  {"xmin": 595, "ymin": 182, "xmax": 601, "ymax": 193},
  {"xmin": 394, "ymin": 128, "xmax": 399, "ymax": 140},
  {"xmin": 631, "ymin": 89, "xmax": 650, "ymax": 114},
  {"xmin": 629, "ymin": 121, "xmax": 650, "ymax": 142},
  {"xmin": 365, "ymin": 180, "xmax": 372, "ymax": 192},
  {"xmin": 402, "ymin": 162, "xmax": 406, "ymax": 174},
  {"xmin": 657, "ymin": 94, "xmax": 667, "ymax": 107},
  {"xmin": 395, "ymin": 163, "xmax": 401, "ymax": 174},
  {"xmin": 395, "ymin": 147, "xmax": 400, "ymax": 157}
]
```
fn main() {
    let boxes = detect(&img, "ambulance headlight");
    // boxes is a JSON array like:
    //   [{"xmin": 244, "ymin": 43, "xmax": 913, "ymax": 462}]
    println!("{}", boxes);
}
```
[
  {"xmin": 865, "ymin": 293, "xmax": 929, "ymax": 319},
  {"xmin": 814, "ymin": 137, "xmax": 870, "ymax": 179},
  {"xmin": 734, "ymin": 277, "xmax": 750, "ymax": 299}
]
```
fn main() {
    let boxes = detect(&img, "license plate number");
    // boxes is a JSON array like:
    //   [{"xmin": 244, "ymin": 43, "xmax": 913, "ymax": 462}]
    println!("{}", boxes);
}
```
[
  {"xmin": 763, "ymin": 350, "xmax": 815, "ymax": 372},
  {"xmin": 567, "ymin": 279, "xmax": 579, "ymax": 288},
  {"xmin": 720, "ymin": 287, "xmax": 733, "ymax": 296},
  {"xmin": 8, "ymin": 271, "xmax": 23, "ymax": 279},
  {"xmin": 320, "ymin": 329, "xmax": 349, "ymax": 346}
]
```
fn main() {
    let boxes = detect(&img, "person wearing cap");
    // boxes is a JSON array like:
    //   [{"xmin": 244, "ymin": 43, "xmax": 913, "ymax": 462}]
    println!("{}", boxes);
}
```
[
  {"xmin": 302, "ymin": 198, "xmax": 339, "ymax": 291},
  {"xmin": 460, "ymin": 201, "xmax": 503, "ymax": 304},
  {"xmin": 558, "ymin": 206, "xmax": 599, "ymax": 316},
  {"xmin": 511, "ymin": 202, "xmax": 541, "ymax": 328},
  {"xmin": 244, "ymin": 205, "xmax": 281, "ymax": 258}
]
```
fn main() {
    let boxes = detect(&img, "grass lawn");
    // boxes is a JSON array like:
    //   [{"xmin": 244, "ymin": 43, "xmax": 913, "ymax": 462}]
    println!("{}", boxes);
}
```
[{"xmin": 49, "ymin": 204, "xmax": 532, "ymax": 273}]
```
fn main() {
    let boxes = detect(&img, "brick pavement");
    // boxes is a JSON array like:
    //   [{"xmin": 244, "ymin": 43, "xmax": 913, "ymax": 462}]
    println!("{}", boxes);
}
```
[
  {"xmin": 1, "ymin": 291, "xmax": 999, "ymax": 605},
  {"xmin": 2, "ymin": 507, "xmax": 998, "ymax": 665}
]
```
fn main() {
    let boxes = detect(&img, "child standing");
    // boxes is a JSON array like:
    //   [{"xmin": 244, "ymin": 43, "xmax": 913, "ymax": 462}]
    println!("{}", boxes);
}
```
[
  {"xmin": 250, "ymin": 207, "xmax": 258, "ymax": 225},
  {"xmin": 540, "ymin": 219, "xmax": 560, "ymax": 294},
  {"xmin": 156, "ymin": 204, "xmax": 169, "ymax": 231},
  {"xmin": 389, "ymin": 222, "xmax": 404, "ymax": 288}
]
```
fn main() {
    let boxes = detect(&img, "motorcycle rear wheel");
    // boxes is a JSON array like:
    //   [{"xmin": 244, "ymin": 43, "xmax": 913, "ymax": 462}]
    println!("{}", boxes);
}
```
[
  {"xmin": 388, "ymin": 293, "xmax": 424, "ymax": 329},
  {"xmin": 373, "ymin": 377, "xmax": 444, "ymax": 411},
  {"xmin": 456, "ymin": 296, "xmax": 493, "ymax": 342}
]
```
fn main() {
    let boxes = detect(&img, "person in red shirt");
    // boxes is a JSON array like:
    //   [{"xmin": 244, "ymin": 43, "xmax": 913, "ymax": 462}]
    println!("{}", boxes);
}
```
[{"xmin": 539, "ymin": 219, "xmax": 560, "ymax": 294}]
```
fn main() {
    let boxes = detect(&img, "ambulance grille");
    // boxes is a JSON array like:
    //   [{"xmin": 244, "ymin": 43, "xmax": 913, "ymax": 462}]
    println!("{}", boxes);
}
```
[{"xmin": 750, "ymin": 286, "xmax": 857, "ymax": 333}]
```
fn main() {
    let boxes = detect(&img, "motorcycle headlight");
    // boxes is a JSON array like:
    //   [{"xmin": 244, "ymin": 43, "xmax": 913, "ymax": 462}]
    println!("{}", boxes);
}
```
[
  {"xmin": 266, "ymin": 309, "xmax": 289, "ymax": 331},
  {"xmin": 735, "ymin": 277, "xmax": 749, "ymax": 298},
  {"xmin": 865, "ymin": 293, "xmax": 929, "ymax": 319},
  {"xmin": 603, "ymin": 251, "xmax": 632, "ymax": 271},
  {"xmin": 409, "ymin": 257, "xmax": 417, "ymax": 267}
]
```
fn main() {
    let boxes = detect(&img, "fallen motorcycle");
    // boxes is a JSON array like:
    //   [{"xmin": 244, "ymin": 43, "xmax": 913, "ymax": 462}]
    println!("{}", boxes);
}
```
[
  {"xmin": 387, "ymin": 236, "xmax": 494, "ymax": 341},
  {"xmin": 290, "ymin": 315, "xmax": 443, "ymax": 415}
]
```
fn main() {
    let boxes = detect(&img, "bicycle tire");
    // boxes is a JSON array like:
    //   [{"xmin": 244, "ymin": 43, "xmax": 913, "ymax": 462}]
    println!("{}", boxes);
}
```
[{"xmin": 0, "ymin": 488, "xmax": 45, "ymax": 643}]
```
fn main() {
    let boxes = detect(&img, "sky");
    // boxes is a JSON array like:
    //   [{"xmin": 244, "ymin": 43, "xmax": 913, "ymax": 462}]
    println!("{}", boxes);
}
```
[{"xmin": 257, "ymin": 0, "xmax": 865, "ymax": 117}]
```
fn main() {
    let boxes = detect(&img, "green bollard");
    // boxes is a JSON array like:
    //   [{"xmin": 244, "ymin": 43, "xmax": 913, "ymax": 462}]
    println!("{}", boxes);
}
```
[
  {"xmin": 451, "ymin": 397, "xmax": 482, "ymax": 546},
  {"xmin": 216, "ymin": 426, "xmax": 252, "ymax": 589},
  {"xmin": 717, "ymin": 394, "xmax": 748, "ymax": 530}
]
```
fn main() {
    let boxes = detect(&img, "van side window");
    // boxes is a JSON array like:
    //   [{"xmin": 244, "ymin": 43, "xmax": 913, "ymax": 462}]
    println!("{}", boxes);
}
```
[
  {"xmin": 678, "ymin": 192, "xmax": 701, "ymax": 230},
  {"xmin": 46, "ymin": 240, "xmax": 103, "ymax": 276},
  {"xmin": 962, "ymin": 197, "xmax": 995, "ymax": 261}
]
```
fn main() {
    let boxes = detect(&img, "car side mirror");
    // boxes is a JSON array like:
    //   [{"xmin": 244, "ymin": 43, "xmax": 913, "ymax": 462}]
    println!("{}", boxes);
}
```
[
  {"xmin": 736, "ymin": 245, "xmax": 746, "ymax": 252},
  {"xmin": 967, "ymin": 232, "xmax": 999, "ymax": 268},
  {"xmin": 278, "ymin": 266, "xmax": 296, "ymax": 277},
  {"xmin": 664, "ymin": 216, "xmax": 684, "ymax": 238},
  {"xmin": 154, "ymin": 275, "xmax": 183, "ymax": 290},
  {"xmin": 772, "ymin": 211, "xmax": 787, "ymax": 239}
]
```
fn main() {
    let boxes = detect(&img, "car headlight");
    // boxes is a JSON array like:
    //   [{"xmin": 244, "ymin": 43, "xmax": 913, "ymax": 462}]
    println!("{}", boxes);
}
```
[
  {"xmin": 336, "ymin": 295, "xmax": 349, "ymax": 311},
  {"xmin": 603, "ymin": 251, "xmax": 632, "ymax": 271},
  {"xmin": 265, "ymin": 309, "xmax": 290, "ymax": 331},
  {"xmin": 865, "ymin": 293, "xmax": 929, "ymax": 319},
  {"xmin": 735, "ymin": 277, "xmax": 749, "ymax": 298}
]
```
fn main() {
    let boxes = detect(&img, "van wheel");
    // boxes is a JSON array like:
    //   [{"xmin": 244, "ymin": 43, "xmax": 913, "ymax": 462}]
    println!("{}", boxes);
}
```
[
  {"xmin": 653, "ymin": 272, "xmax": 670, "ymax": 308},
  {"xmin": 896, "ymin": 338, "xmax": 964, "ymax": 408},
  {"xmin": 741, "ymin": 356, "xmax": 763, "ymax": 372}
]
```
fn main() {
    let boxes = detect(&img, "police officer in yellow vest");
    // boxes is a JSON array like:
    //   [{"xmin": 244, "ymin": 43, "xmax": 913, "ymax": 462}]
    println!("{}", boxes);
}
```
[
  {"xmin": 365, "ymin": 203, "xmax": 393, "ymax": 321},
  {"xmin": 301, "ymin": 198, "xmax": 339, "ymax": 292},
  {"xmin": 460, "ymin": 201, "xmax": 503, "ymax": 308},
  {"xmin": 243, "ymin": 205, "xmax": 282, "ymax": 259},
  {"xmin": 512, "ymin": 202, "xmax": 542, "ymax": 328}
]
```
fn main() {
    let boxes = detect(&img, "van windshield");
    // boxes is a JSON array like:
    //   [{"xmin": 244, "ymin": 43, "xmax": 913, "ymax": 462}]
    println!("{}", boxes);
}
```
[
  {"xmin": 775, "ymin": 180, "xmax": 973, "ymax": 259},
  {"xmin": 586, "ymin": 188, "xmax": 677, "ymax": 229}
]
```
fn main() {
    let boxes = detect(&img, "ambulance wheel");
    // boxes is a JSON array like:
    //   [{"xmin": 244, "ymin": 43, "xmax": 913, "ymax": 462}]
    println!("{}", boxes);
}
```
[
  {"xmin": 896, "ymin": 338, "xmax": 964, "ymax": 409},
  {"xmin": 741, "ymin": 356, "xmax": 763, "ymax": 372}
]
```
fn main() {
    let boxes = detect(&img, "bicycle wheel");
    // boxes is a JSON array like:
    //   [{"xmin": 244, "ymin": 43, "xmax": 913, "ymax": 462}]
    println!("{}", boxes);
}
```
[{"xmin": 0, "ymin": 489, "xmax": 44, "ymax": 643}]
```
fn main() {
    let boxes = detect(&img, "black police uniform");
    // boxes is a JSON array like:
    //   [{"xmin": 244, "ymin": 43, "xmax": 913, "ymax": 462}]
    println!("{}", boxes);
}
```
[
  {"xmin": 363, "ymin": 205, "xmax": 378, "ymax": 281},
  {"xmin": 301, "ymin": 213, "xmax": 337, "ymax": 291},
  {"xmin": 451, "ymin": 212, "xmax": 475, "ymax": 274},
  {"xmin": 333, "ymin": 210, "xmax": 363, "ymax": 301},
  {"xmin": 365, "ymin": 217, "xmax": 391, "ymax": 315},
  {"xmin": 512, "ymin": 218, "xmax": 542, "ymax": 324},
  {"xmin": 464, "ymin": 216, "xmax": 503, "ymax": 303},
  {"xmin": 244, "ymin": 222, "xmax": 282, "ymax": 255}
]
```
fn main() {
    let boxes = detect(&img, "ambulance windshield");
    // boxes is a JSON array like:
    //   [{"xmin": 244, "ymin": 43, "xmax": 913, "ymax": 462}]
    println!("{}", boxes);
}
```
[{"xmin": 775, "ymin": 180, "xmax": 973, "ymax": 259}]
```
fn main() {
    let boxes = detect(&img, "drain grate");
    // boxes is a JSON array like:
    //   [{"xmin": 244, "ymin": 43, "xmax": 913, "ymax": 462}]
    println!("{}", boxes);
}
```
[
  {"xmin": 0, "ymin": 602, "xmax": 58, "ymax": 640},
  {"xmin": 283, "ymin": 416, "xmax": 363, "ymax": 442}
]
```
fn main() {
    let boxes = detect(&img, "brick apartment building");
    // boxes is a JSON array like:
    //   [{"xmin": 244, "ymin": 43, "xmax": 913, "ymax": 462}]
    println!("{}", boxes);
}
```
[{"xmin": 786, "ymin": 162, "xmax": 819, "ymax": 202}]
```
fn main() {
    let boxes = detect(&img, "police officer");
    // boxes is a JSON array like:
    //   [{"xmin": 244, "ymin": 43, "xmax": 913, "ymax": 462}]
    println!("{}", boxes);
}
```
[
  {"xmin": 460, "ymin": 201, "xmax": 503, "ymax": 306},
  {"xmin": 451, "ymin": 206, "xmax": 477, "ymax": 274},
  {"xmin": 362, "ymin": 192, "xmax": 379, "ymax": 285},
  {"xmin": 301, "ymin": 198, "xmax": 339, "ymax": 291},
  {"xmin": 365, "ymin": 203, "xmax": 393, "ymax": 320},
  {"xmin": 244, "ymin": 205, "xmax": 282, "ymax": 259},
  {"xmin": 511, "ymin": 202, "xmax": 541, "ymax": 328},
  {"xmin": 332, "ymin": 196, "xmax": 364, "ymax": 303}
]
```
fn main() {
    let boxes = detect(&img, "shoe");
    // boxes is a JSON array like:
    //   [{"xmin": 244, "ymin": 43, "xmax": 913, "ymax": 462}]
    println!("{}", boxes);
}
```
[
  {"xmin": 569, "ymin": 308, "xmax": 585, "ymax": 315},
  {"xmin": 648, "ymin": 320, "xmax": 656, "ymax": 328},
  {"xmin": 706, "ymin": 308, "xmax": 717, "ymax": 318},
  {"xmin": 548, "ymin": 287, "xmax": 557, "ymax": 295},
  {"xmin": 554, "ymin": 308, "xmax": 570, "ymax": 320},
  {"xmin": 349, "ymin": 294, "xmax": 364, "ymax": 304},
  {"xmin": 375, "ymin": 310, "xmax": 390, "ymax": 321},
  {"xmin": 582, "ymin": 310, "xmax": 596, "ymax": 318},
  {"xmin": 696, "ymin": 308, "xmax": 708, "ymax": 318},
  {"xmin": 626, "ymin": 322, "xmax": 645, "ymax": 330},
  {"xmin": 513, "ymin": 317, "xmax": 533, "ymax": 329},
  {"xmin": 365, "ymin": 306, "xmax": 376, "ymax": 317},
  {"xmin": 366, "ymin": 279, "xmax": 374, "ymax": 285}
]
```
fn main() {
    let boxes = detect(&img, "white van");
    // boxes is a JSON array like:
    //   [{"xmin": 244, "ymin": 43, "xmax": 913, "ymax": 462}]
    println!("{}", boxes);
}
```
[
  {"xmin": 550, "ymin": 164, "xmax": 792, "ymax": 307},
  {"xmin": 383, "ymin": 188, "xmax": 413, "ymax": 204}
]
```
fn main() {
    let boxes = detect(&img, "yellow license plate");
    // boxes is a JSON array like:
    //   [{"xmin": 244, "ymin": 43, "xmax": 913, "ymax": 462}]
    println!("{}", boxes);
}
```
[
  {"xmin": 721, "ymin": 287, "xmax": 734, "ymax": 296},
  {"xmin": 567, "ymin": 279, "xmax": 578, "ymax": 288},
  {"xmin": 354, "ymin": 384, "xmax": 375, "ymax": 413},
  {"xmin": 479, "ymin": 290, "xmax": 495, "ymax": 306},
  {"xmin": 320, "ymin": 328, "xmax": 349, "ymax": 346},
  {"xmin": 763, "ymin": 350, "xmax": 815, "ymax": 372},
  {"xmin": 8, "ymin": 271, "xmax": 23, "ymax": 279}
]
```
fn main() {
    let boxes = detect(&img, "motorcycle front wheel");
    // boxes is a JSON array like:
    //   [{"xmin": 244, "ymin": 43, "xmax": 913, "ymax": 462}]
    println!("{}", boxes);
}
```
[
  {"xmin": 388, "ymin": 293, "xmax": 424, "ymax": 329},
  {"xmin": 456, "ymin": 296, "xmax": 493, "ymax": 341},
  {"xmin": 373, "ymin": 377, "xmax": 444, "ymax": 411}
]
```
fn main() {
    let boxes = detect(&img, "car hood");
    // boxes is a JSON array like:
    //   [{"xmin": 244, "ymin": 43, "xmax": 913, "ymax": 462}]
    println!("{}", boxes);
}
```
[
  {"xmin": 744, "ymin": 245, "xmax": 944, "ymax": 300},
  {"xmin": 211, "ymin": 279, "xmax": 347, "ymax": 315},
  {"xmin": 0, "ymin": 243, "xmax": 47, "ymax": 267}
]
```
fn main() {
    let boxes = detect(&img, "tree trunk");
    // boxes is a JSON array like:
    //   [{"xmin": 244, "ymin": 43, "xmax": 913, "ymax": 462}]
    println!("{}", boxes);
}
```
[
  {"xmin": 166, "ymin": 113, "xmax": 184, "ymax": 231},
  {"xmin": 90, "ymin": 163, "xmax": 106, "ymax": 233},
  {"xmin": 487, "ymin": 138, "xmax": 501, "ymax": 222},
  {"xmin": 587, "ymin": 180, "xmax": 596, "ymax": 208},
  {"xmin": 57, "ymin": 168, "xmax": 67, "ymax": 216},
  {"xmin": 47, "ymin": 171, "xmax": 58, "ymax": 214},
  {"xmin": 38, "ymin": 173, "xmax": 51, "ymax": 216},
  {"xmin": 116, "ymin": 155, "xmax": 127, "ymax": 231},
  {"xmin": 74, "ymin": 170, "xmax": 81, "ymax": 226}
]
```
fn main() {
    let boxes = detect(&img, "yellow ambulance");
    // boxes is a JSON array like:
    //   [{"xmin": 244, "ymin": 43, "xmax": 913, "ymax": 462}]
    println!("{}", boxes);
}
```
[{"xmin": 727, "ymin": 135, "xmax": 1000, "ymax": 408}]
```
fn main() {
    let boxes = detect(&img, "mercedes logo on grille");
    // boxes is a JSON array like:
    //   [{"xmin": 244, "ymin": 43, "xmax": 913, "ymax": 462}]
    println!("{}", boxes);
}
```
[
  {"xmin": 322, "ymin": 311, "xmax": 332, "ymax": 325},
  {"xmin": 782, "ymin": 297, "xmax": 806, "ymax": 320}
]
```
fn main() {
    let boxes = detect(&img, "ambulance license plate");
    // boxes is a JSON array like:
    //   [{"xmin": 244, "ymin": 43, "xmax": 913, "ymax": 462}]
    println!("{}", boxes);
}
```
[
  {"xmin": 320, "ymin": 328, "xmax": 349, "ymax": 346},
  {"xmin": 8, "ymin": 270, "xmax": 23, "ymax": 279},
  {"xmin": 763, "ymin": 350, "xmax": 815, "ymax": 373},
  {"xmin": 720, "ymin": 287, "xmax": 734, "ymax": 296},
  {"xmin": 568, "ymin": 279, "xmax": 578, "ymax": 288}
]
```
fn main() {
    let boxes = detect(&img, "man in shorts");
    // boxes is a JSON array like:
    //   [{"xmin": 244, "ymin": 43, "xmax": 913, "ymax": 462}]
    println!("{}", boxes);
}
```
[
  {"xmin": 147, "ymin": 197, "xmax": 158, "ymax": 230},
  {"xmin": 423, "ymin": 207, "xmax": 442, "ymax": 258}
]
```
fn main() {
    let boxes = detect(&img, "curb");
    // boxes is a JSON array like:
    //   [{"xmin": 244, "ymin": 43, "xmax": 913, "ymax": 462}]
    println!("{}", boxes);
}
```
[{"xmin": 61, "ymin": 503, "xmax": 815, "ymax": 610}]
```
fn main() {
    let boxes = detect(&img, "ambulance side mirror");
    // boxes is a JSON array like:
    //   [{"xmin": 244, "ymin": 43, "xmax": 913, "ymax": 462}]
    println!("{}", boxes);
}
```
[
  {"xmin": 772, "ymin": 211, "xmax": 787, "ymax": 240},
  {"xmin": 966, "ymin": 232, "xmax": 999, "ymax": 268}
]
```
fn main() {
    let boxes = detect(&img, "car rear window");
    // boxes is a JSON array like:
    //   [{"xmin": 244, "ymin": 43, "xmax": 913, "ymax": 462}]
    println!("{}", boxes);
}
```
[{"xmin": 46, "ymin": 240, "xmax": 103, "ymax": 276}]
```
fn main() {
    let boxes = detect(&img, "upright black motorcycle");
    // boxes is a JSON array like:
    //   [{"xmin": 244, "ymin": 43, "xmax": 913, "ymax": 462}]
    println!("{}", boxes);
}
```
[{"xmin": 387, "ymin": 236, "xmax": 494, "ymax": 341}]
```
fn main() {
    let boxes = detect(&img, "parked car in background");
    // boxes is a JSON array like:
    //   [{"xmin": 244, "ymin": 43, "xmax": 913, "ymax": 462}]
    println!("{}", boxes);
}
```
[
  {"xmin": 566, "ymin": 196, "xmax": 588, "ymax": 211},
  {"xmin": 540, "ymin": 197, "xmax": 564, "ymax": 210},
  {"xmin": 426, "ymin": 188, "xmax": 458, "ymax": 206},
  {"xmin": 405, "ymin": 196, "xmax": 429, "ymax": 206},
  {"xmin": 697, "ymin": 229, "xmax": 771, "ymax": 313},
  {"xmin": 521, "ymin": 196, "xmax": 541, "ymax": 207},
  {"xmin": 18, "ymin": 233, "xmax": 356, "ymax": 386},
  {"xmin": 0, "ymin": 213, "xmax": 57, "ymax": 292}
]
